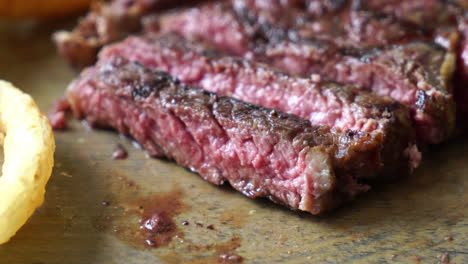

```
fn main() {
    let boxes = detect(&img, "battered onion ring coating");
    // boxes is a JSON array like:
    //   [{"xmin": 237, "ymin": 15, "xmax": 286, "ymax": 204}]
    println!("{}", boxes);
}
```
[{"xmin": 0, "ymin": 80, "xmax": 55, "ymax": 244}]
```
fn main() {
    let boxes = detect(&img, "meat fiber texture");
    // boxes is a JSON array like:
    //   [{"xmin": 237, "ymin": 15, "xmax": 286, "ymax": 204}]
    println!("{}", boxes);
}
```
[
  {"xmin": 305, "ymin": 0, "xmax": 468, "ymax": 132},
  {"xmin": 53, "ymin": 0, "xmax": 205, "ymax": 68},
  {"xmin": 150, "ymin": 0, "xmax": 458, "ymax": 144},
  {"xmin": 65, "ymin": 56, "xmax": 395, "ymax": 214},
  {"xmin": 54, "ymin": 0, "xmax": 466, "ymax": 136},
  {"xmin": 99, "ymin": 33, "xmax": 420, "ymax": 180},
  {"xmin": 54, "ymin": 0, "xmax": 466, "ymax": 83}
]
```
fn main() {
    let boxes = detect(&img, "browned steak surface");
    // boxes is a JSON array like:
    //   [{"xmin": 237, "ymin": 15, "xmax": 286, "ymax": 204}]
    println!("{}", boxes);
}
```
[
  {"xmin": 66, "ymin": 56, "xmax": 397, "ymax": 214},
  {"xmin": 237, "ymin": 0, "xmax": 468, "ymax": 132},
  {"xmin": 305, "ymin": 0, "xmax": 468, "ymax": 129},
  {"xmin": 54, "ymin": 0, "xmax": 465, "ymax": 136},
  {"xmin": 53, "ymin": 0, "xmax": 206, "ymax": 68},
  {"xmin": 99, "ymin": 33, "xmax": 420, "ymax": 180},
  {"xmin": 152, "ymin": 1, "xmax": 457, "ymax": 144}
]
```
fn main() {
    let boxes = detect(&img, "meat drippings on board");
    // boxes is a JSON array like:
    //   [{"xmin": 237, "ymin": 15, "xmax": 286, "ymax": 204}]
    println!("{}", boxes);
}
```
[
  {"xmin": 216, "ymin": 236, "xmax": 243, "ymax": 263},
  {"xmin": 94, "ymin": 174, "xmax": 245, "ymax": 262},
  {"xmin": 94, "ymin": 179, "xmax": 186, "ymax": 249},
  {"xmin": 112, "ymin": 144, "xmax": 128, "ymax": 160},
  {"xmin": 140, "ymin": 207, "xmax": 177, "ymax": 247}
]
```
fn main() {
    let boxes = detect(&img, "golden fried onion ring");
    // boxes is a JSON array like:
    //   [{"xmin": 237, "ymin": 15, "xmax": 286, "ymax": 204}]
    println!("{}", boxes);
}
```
[{"xmin": 0, "ymin": 80, "xmax": 55, "ymax": 244}]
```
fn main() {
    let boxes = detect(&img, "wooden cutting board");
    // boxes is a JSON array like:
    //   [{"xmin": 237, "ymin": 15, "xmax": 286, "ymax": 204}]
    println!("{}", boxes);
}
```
[{"xmin": 0, "ymin": 19, "xmax": 467, "ymax": 264}]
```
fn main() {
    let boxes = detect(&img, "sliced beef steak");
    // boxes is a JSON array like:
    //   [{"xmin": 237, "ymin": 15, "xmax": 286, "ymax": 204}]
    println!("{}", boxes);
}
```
[
  {"xmin": 152, "ymin": 1, "xmax": 457, "ymax": 144},
  {"xmin": 304, "ymin": 0, "xmax": 468, "ymax": 129},
  {"xmin": 251, "ymin": 0, "xmax": 468, "ymax": 132},
  {"xmin": 66, "ymin": 56, "xmax": 392, "ymax": 214},
  {"xmin": 55, "ymin": 0, "xmax": 464, "ymax": 137},
  {"xmin": 53, "ymin": 0, "xmax": 206, "ymax": 68},
  {"xmin": 230, "ymin": 0, "xmax": 435, "ymax": 49},
  {"xmin": 100, "ymin": 33, "xmax": 420, "ymax": 179},
  {"xmin": 54, "ymin": 0, "xmax": 463, "ymax": 68}
]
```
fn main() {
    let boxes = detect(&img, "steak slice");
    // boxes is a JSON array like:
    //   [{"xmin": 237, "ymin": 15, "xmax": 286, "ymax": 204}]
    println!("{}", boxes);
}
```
[
  {"xmin": 305, "ymin": 0, "xmax": 468, "ymax": 130},
  {"xmin": 53, "ymin": 0, "xmax": 205, "ymax": 68},
  {"xmin": 235, "ymin": 0, "xmax": 468, "ymax": 133},
  {"xmin": 66, "ymin": 55, "xmax": 388, "ymax": 214},
  {"xmin": 231, "ymin": 0, "xmax": 435, "ymax": 49},
  {"xmin": 151, "ymin": 1, "xmax": 457, "ymax": 144},
  {"xmin": 99, "ymin": 33, "xmax": 420, "ymax": 180}
]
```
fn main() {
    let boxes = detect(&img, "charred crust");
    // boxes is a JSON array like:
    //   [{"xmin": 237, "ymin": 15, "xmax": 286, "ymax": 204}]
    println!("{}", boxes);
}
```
[
  {"xmin": 129, "ymin": 64, "xmax": 177, "ymax": 99},
  {"xmin": 307, "ymin": 0, "xmax": 347, "ymax": 15},
  {"xmin": 132, "ymin": 83, "xmax": 155, "ymax": 98}
]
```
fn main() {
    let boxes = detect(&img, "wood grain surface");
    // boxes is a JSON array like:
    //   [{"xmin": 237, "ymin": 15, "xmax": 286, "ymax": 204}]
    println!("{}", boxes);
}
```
[{"xmin": 0, "ymin": 20, "xmax": 467, "ymax": 264}]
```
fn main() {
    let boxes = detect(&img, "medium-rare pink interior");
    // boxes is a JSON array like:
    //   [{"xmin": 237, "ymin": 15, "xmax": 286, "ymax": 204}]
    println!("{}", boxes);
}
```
[
  {"xmin": 66, "ymin": 56, "xmax": 382, "ymax": 214},
  {"xmin": 153, "ymin": 1, "xmax": 456, "ymax": 144},
  {"xmin": 99, "ymin": 34, "xmax": 420, "ymax": 178},
  {"xmin": 101, "ymin": 35, "xmax": 391, "ymax": 133}
]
